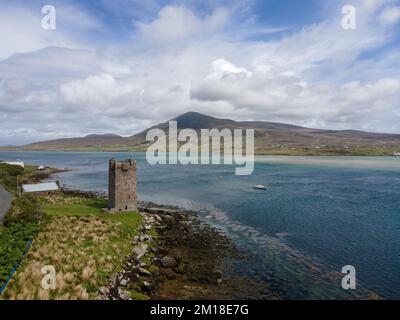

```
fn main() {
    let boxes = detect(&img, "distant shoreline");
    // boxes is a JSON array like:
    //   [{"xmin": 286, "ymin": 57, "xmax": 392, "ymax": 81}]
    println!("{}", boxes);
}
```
[{"xmin": 1, "ymin": 147, "xmax": 400, "ymax": 157}]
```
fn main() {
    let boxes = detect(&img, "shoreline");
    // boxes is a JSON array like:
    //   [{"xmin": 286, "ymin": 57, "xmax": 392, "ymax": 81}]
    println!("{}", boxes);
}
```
[
  {"xmin": 60, "ymin": 189, "xmax": 272, "ymax": 300},
  {"xmin": 1, "ymin": 149, "xmax": 400, "ymax": 157},
  {"xmin": 35, "ymin": 169, "xmax": 272, "ymax": 300},
  {"xmin": 24, "ymin": 167, "xmax": 72, "ymax": 184}
]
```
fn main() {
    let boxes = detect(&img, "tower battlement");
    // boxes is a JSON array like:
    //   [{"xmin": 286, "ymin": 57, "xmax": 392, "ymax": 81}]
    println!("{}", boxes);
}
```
[{"xmin": 108, "ymin": 159, "xmax": 137, "ymax": 212}]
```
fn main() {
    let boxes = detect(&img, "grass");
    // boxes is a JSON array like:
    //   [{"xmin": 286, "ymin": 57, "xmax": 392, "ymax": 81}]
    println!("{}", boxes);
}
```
[
  {"xmin": 1, "ymin": 193, "xmax": 144, "ymax": 300},
  {"xmin": 43, "ymin": 200, "xmax": 105, "ymax": 217}
]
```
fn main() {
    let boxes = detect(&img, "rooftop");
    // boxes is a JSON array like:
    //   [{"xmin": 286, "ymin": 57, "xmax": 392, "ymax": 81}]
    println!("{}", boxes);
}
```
[{"xmin": 22, "ymin": 182, "xmax": 59, "ymax": 193}]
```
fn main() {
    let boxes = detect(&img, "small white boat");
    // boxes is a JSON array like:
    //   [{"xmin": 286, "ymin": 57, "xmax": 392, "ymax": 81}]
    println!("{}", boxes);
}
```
[
  {"xmin": 253, "ymin": 184, "xmax": 267, "ymax": 190},
  {"xmin": 394, "ymin": 152, "xmax": 400, "ymax": 156}
]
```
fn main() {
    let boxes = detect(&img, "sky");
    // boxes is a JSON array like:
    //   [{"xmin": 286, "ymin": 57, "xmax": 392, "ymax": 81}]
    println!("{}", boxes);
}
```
[{"xmin": 0, "ymin": 0, "xmax": 400, "ymax": 145}]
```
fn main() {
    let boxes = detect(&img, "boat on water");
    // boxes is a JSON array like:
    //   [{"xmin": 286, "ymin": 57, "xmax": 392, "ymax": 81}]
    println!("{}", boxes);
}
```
[
  {"xmin": 253, "ymin": 184, "xmax": 267, "ymax": 190},
  {"xmin": 394, "ymin": 152, "xmax": 400, "ymax": 156}
]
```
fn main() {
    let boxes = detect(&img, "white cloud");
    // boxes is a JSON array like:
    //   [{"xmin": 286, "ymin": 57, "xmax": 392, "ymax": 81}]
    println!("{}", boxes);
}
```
[
  {"xmin": 1, "ymin": 0, "xmax": 400, "ymax": 145},
  {"xmin": 136, "ymin": 5, "xmax": 229, "ymax": 44},
  {"xmin": 206, "ymin": 59, "xmax": 252, "ymax": 81},
  {"xmin": 61, "ymin": 74, "xmax": 136, "ymax": 107},
  {"xmin": 363, "ymin": 0, "xmax": 397, "ymax": 11},
  {"xmin": 0, "ymin": 1, "xmax": 106, "ymax": 62},
  {"xmin": 192, "ymin": 57, "xmax": 400, "ymax": 130},
  {"xmin": 380, "ymin": 5, "xmax": 400, "ymax": 24}
]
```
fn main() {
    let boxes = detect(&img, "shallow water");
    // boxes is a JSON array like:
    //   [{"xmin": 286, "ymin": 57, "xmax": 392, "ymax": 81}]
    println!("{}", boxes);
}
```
[{"xmin": 1, "ymin": 152, "xmax": 399, "ymax": 299}]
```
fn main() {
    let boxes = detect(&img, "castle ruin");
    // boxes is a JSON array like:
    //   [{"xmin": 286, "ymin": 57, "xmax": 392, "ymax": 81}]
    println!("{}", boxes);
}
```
[{"xmin": 108, "ymin": 159, "xmax": 137, "ymax": 212}]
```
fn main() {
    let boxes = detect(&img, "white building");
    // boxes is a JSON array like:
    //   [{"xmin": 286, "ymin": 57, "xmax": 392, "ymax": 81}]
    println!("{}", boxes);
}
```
[{"xmin": 22, "ymin": 182, "xmax": 59, "ymax": 195}]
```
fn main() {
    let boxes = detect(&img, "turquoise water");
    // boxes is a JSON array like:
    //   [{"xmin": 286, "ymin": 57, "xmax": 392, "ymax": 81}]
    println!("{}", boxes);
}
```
[{"xmin": 1, "ymin": 152, "xmax": 400, "ymax": 299}]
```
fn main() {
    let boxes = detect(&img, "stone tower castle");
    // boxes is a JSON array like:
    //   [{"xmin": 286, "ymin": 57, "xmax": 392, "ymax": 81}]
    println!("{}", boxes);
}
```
[{"xmin": 108, "ymin": 159, "xmax": 137, "ymax": 212}]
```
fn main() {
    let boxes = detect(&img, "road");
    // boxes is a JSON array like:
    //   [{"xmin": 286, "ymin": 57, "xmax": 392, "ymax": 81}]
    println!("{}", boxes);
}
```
[{"xmin": 0, "ymin": 185, "xmax": 12, "ymax": 223}]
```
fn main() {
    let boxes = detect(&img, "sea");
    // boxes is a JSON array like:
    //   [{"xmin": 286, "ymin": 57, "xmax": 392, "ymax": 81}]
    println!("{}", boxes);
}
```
[{"xmin": 1, "ymin": 151, "xmax": 399, "ymax": 299}]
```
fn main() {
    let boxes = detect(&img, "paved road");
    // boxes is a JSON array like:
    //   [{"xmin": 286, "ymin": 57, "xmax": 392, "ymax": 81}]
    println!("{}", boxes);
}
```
[{"xmin": 0, "ymin": 185, "xmax": 12, "ymax": 223}]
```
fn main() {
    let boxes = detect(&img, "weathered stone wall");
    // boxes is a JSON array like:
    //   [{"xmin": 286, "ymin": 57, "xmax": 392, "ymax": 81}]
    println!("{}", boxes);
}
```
[{"xmin": 108, "ymin": 159, "xmax": 137, "ymax": 212}]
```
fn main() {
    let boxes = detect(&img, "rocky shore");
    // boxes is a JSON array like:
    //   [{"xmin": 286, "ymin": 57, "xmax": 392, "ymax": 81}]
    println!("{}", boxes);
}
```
[
  {"xmin": 24, "ymin": 167, "xmax": 72, "ymax": 184},
  {"xmin": 99, "ymin": 201, "xmax": 272, "ymax": 300},
  {"xmin": 58, "ymin": 189, "xmax": 271, "ymax": 300},
  {"xmin": 36, "ymin": 168, "xmax": 272, "ymax": 300}
]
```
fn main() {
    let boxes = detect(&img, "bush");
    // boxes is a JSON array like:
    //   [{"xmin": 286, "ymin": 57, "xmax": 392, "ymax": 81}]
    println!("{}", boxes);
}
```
[
  {"xmin": 3, "ymin": 194, "xmax": 43, "ymax": 227},
  {"xmin": 0, "ymin": 164, "xmax": 25, "ymax": 192},
  {"xmin": 0, "ymin": 164, "xmax": 24, "ymax": 177},
  {"xmin": 0, "ymin": 222, "xmax": 39, "ymax": 285}
]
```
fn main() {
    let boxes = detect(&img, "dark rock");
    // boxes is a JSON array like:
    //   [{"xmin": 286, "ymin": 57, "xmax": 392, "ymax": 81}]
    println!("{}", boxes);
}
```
[
  {"xmin": 214, "ymin": 270, "xmax": 223, "ymax": 277},
  {"xmin": 157, "ymin": 246, "xmax": 168, "ymax": 255},
  {"xmin": 139, "ymin": 268, "xmax": 151, "ymax": 276},
  {"xmin": 164, "ymin": 215, "xmax": 175, "ymax": 223},
  {"xmin": 151, "ymin": 247, "xmax": 158, "ymax": 253},
  {"xmin": 142, "ymin": 281, "xmax": 154, "ymax": 292},
  {"xmin": 160, "ymin": 256, "xmax": 178, "ymax": 268}
]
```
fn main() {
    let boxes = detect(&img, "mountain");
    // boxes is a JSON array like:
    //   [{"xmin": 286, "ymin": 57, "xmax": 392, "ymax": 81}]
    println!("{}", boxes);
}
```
[
  {"xmin": 84, "ymin": 134, "xmax": 121, "ymax": 139},
  {"xmin": 1, "ymin": 112, "xmax": 400, "ymax": 155}
]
